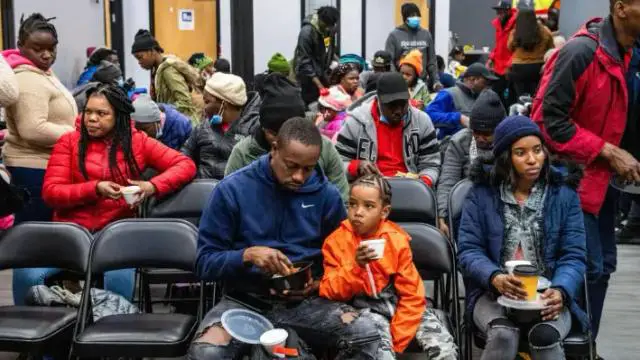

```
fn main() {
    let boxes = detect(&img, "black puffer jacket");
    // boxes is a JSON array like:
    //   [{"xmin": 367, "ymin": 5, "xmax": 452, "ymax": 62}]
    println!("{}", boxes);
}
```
[
  {"xmin": 181, "ymin": 91, "xmax": 261, "ymax": 179},
  {"xmin": 294, "ymin": 15, "xmax": 334, "ymax": 104}
]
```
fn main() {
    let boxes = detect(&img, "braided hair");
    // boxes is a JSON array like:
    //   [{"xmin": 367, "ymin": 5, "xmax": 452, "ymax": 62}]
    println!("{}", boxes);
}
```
[
  {"xmin": 79, "ymin": 84, "xmax": 140, "ymax": 183},
  {"xmin": 18, "ymin": 13, "xmax": 57, "ymax": 46},
  {"xmin": 351, "ymin": 174, "xmax": 392, "ymax": 206},
  {"xmin": 330, "ymin": 63, "xmax": 359, "ymax": 86}
]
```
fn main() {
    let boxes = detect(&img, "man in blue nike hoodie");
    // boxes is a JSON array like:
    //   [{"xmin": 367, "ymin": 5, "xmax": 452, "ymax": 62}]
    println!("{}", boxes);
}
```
[{"xmin": 189, "ymin": 117, "xmax": 382, "ymax": 359}]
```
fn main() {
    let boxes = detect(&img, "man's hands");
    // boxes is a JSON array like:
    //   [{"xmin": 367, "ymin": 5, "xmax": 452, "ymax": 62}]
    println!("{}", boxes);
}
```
[
  {"xmin": 491, "ymin": 274, "xmax": 528, "ymax": 300},
  {"xmin": 438, "ymin": 218, "xmax": 450, "ymax": 239},
  {"xmin": 271, "ymin": 280, "xmax": 320, "ymax": 300},
  {"xmin": 540, "ymin": 288, "xmax": 564, "ymax": 321},
  {"xmin": 460, "ymin": 115, "xmax": 470, "ymax": 128},
  {"xmin": 355, "ymin": 244, "xmax": 378, "ymax": 267},
  {"xmin": 243, "ymin": 246, "xmax": 293, "ymax": 276},
  {"xmin": 601, "ymin": 142, "xmax": 640, "ymax": 183},
  {"xmin": 357, "ymin": 161, "xmax": 381, "ymax": 177}
]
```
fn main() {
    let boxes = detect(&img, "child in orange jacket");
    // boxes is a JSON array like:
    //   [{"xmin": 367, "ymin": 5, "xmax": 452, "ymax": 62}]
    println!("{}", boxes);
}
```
[{"xmin": 319, "ymin": 174, "xmax": 457, "ymax": 359}]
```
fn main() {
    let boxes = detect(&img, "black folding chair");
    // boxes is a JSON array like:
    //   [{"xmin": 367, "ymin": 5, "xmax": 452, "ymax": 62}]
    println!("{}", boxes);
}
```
[
  {"xmin": 398, "ymin": 222, "xmax": 461, "ymax": 355},
  {"xmin": 447, "ymin": 178, "xmax": 473, "ymax": 244},
  {"xmin": 0, "ymin": 222, "xmax": 92, "ymax": 356},
  {"xmin": 140, "ymin": 179, "xmax": 218, "ymax": 313},
  {"xmin": 72, "ymin": 219, "xmax": 202, "ymax": 358},
  {"xmin": 388, "ymin": 177, "xmax": 438, "ymax": 226}
]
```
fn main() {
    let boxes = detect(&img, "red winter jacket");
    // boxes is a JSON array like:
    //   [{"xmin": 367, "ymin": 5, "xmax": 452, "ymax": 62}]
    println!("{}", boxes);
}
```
[
  {"xmin": 42, "ymin": 127, "xmax": 196, "ymax": 232},
  {"xmin": 531, "ymin": 17, "xmax": 630, "ymax": 215},
  {"xmin": 489, "ymin": 9, "xmax": 517, "ymax": 76}
]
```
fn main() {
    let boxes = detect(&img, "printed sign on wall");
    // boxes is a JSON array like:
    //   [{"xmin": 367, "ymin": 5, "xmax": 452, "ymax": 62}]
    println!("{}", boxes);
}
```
[{"xmin": 178, "ymin": 9, "xmax": 195, "ymax": 31}]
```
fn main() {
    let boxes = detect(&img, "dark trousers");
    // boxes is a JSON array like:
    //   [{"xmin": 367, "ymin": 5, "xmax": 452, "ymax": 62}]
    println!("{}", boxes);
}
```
[
  {"xmin": 492, "ymin": 73, "xmax": 517, "ymax": 110},
  {"xmin": 583, "ymin": 186, "xmax": 619, "ymax": 338},
  {"xmin": 510, "ymin": 63, "xmax": 544, "ymax": 99},
  {"xmin": 6, "ymin": 167, "xmax": 52, "ymax": 224}
]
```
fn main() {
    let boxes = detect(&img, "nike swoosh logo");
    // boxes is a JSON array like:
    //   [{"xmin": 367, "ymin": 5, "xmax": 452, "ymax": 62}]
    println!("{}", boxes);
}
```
[{"xmin": 302, "ymin": 203, "xmax": 315, "ymax": 209}]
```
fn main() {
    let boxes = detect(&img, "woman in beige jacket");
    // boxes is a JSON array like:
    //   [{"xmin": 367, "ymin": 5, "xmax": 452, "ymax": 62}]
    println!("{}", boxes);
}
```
[
  {"xmin": 0, "ymin": 55, "xmax": 19, "ymax": 107},
  {"xmin": 2, "ymin": 13, "xmax": 76, "ymax": 225}
]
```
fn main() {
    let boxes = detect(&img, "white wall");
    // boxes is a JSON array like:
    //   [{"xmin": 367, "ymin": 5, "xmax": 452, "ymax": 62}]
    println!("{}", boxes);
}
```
[
  {"xmin": 253, "ymin": 0, "xmax": 300, "ymax": 73},
  {"xmin": 219, "ymin": 0, "xmax": 232, "ymax": 63},
  {"xmin": 434, "ymin": 0, "xmax": 451, "ymax": 65},
  {"xmin": 559, "ymin": 0, "xmax": 607, "ymax": 38},
  {"xmin": 340, "ymin": 0, "xmax": 362, "ymax": 55},
  {"xmin": 13, "ymin": 0, "xmax": 106, "ymax": 88},
  {"xmin": 122, "ymin": 0, "xmax": 150, "ymax": 90},
  {"xmin": 365, "ymin": 0, "xmax": 395, "ymax": 60}
]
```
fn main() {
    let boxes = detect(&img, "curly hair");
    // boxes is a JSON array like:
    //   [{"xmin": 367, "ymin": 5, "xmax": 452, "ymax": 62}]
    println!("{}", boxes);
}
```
[
  {"xmin": 330, "ymin": 63, "xmax": 359, "ymax": 86},
  {"xmin": 351, "ymin": 174, "xmax": 392, "ymax": 205}
]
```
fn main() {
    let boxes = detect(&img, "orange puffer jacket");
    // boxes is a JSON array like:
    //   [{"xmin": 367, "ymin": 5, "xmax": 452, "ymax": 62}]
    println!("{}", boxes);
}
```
[
  {"xmin": 319, "ymin": 220, "xmax": 425, "ymax": 353},
  {"xmin": 42, "ymin": 128, "xmax": 196, "ymax": 232}
]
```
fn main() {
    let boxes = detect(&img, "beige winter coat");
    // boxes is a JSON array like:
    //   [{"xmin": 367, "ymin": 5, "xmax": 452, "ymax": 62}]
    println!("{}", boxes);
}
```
[
  {"xmin": 3, "ymin": 64, "xmax": 77, "ymax": 169},
  {"xmin": 0, "ymin": 55, "xmax": 19, "ymax": 107}
]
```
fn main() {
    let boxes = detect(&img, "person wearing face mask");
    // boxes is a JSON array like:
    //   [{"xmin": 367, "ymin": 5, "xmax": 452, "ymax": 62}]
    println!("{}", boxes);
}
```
[
  {"xmin": 294, "ymin": 6, "xmax": 340, "ymax": 106},
  {"xmin": 436, "ymin": 89, "xmax": 506, "ymax": 238},
  {"xmin": 132, "ymin": 95, "xmax": 192, "ymax": 150},
  {"xmin": 426, "ymin": 63, "xmax": 497, "ymax": 139},
  {"xmin": 336, "ymin": 73, "xmax": 441, "ymax": 187},
  {"xmin": 385, "ymin": 3, "xmax": 442, "ymax": 92},
  {"xmin": 181, "ymin": 72, "xmax": 261, "ymax": 179}
]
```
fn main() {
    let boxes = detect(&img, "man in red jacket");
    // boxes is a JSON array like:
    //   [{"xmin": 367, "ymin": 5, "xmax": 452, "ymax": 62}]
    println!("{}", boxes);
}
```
[
  {"xmin": 530, "ymin": 0, "xmax": 640, "ymax": 339},
  {"xmin": 488, "ymin": 0, "xmax": 517, "ymax": 108}
]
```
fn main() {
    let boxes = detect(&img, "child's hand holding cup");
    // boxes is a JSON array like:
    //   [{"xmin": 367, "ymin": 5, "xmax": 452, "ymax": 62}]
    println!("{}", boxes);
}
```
[{"xmin": 356, "ymin": 239, "xmax": 386, "ymax": 267}]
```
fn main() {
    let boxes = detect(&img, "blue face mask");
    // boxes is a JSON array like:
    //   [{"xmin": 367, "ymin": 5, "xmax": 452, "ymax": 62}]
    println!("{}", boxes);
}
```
[
  {"xmin": 407, "ymin": 16, "xmax": 421, "ymax": 29},
  {"xmin": 209, "ymin": 101, "xmax": 225, "ymax": 126}
]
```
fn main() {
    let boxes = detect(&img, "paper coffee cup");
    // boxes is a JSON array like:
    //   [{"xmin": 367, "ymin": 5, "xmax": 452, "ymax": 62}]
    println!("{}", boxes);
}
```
[
  {"xmin": 505, "ymin": 260, "xmax": 532, "ymax": 275},
  {"xmin": 260, "ymin": 328, "xmax": 288, "ymax": 358},
  {"xmin": 513, "ymin": 264, "xmax": 539, "ymax": 301},
  {"xmin": 121, "ymin": 185, "xmax": 141, "ymax": 205},
  {"xmin": 361, "ymin": 239, "xmax": 386, "ymax": 260},
  {"xmin": 483, "ymin": 46, "xmax": 490, "ymax": 53}
]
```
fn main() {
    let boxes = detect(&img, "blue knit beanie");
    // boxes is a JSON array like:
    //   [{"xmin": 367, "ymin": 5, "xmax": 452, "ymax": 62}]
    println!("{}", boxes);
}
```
[{"xmin": 492, "ymin": 115, "xmax": 543, "ymax": 156}]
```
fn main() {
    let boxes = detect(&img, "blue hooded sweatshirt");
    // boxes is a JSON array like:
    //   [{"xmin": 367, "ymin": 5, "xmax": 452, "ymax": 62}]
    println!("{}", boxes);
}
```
[
  {"xmin": 158, "ymin": 104, "xmax": 192, "ymax": 150},
  {"xmin": 196, "ymin": 154, "xmax": 347, "ymax": 287}
]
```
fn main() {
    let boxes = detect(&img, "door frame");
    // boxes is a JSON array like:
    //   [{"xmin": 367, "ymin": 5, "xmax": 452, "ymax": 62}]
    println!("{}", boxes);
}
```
[
  {"xmin": 1, "ymin": 0, "xmax": 15, "ymax": 49},
  {"xmin": 148, "ymin": 0, "xmax": 220, "ymax": 59},
  {"xmin": 107, "ymin": 0, "xmax": 126, "ymax": 75}
]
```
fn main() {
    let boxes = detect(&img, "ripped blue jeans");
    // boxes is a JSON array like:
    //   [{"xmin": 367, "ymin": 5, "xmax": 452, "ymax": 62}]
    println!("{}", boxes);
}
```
[{"xmin": 188, "ymin": 296, "xmax": 381, "ymax": 359}]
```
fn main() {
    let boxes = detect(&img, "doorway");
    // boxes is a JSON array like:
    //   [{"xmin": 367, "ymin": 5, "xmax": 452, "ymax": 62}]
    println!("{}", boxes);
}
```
[{"xmin": 151, "ymin": 0, "xmax": 217, "ymax": 62}]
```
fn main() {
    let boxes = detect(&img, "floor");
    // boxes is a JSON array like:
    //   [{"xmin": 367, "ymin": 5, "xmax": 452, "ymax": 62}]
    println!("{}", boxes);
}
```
[{"xmin": 0, "ymin": 246, "xmax": 639, "ymax": 359}]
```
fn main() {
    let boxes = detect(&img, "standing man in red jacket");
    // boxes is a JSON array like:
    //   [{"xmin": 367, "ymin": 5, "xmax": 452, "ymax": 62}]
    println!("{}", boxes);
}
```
[
  {"xmin": 488, "ymin": 0, "xmax": 517, "ymax": 108},
  {"xmin": 531, "ymin": 0, "xmax": 640, "ymax": 340}
]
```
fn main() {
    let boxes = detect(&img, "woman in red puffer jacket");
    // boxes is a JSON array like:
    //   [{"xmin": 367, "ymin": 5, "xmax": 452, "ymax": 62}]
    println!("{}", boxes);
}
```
[{"xmin": 42, "ymin": 83, "xmax": 196, "ymax": 233}]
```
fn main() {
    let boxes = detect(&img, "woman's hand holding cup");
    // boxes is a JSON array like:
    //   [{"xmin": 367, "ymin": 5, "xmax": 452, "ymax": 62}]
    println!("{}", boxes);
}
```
[{"xmin": 491, "ymin": 273, "xmax": 528, "ymax": 300}]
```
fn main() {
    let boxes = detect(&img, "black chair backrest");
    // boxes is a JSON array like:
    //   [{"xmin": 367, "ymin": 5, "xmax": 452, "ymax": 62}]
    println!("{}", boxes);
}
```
[
  {"xmin": 447, "ymin": 179, "xmax": 473, "ymax": 243},
  {"xmin": 89, "ymin": 219, "xmax": 198, "ymax": 274},
  {"xmin": 146, "ymin": 179, "xmax": 218, "ymax": 225},
  {"xmin": 388, "ymin": 178, "xmax": 437, "ymax": 226},
  {"xmin": 400, "ymin": 222, "xmax": 454, "ymax": 281},
  {"xmin": 0, "ymin": 222, "xmax": 91, "ymax": 273}
]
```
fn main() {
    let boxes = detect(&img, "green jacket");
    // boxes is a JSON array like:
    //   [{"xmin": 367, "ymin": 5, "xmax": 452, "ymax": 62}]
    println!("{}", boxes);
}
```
[
  {"xmin": 155, "ymin": 55, "xmax": 200, "ymax": 124},
  {"xmin": 225, "ymin": 134, "xmax": 350, "ymax": 202}
]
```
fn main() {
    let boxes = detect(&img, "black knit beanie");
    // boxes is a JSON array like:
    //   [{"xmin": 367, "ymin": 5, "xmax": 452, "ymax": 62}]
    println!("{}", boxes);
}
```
[
  {"xmin": 131, "ymin": 29, "xmax": 162, "ymax": 54},
  {"xmin": 470, "ymin": 89, "xmax": 506, "ymax": 132},
  {"xmin": 401, "ymin": 3, "xmax": 420, "ymax": 20},
  {"xmin": 259, "ymin": 74, "xmax": 306, "ymax": 133}
]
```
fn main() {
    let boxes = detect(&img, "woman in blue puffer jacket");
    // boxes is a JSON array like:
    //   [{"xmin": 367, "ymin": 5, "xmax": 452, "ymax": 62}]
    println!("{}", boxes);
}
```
[{"xmin": 457, "ymin": 116, "xmax": 587, "ymax": 360}]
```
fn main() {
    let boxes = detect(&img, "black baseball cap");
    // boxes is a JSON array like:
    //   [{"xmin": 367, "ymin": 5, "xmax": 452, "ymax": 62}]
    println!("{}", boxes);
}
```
[
  {"xmin": 372, "ymin": 50, "xmax": 392, "ymax": 68},
  {"xmin": 463, "ymin": 63, "xmax": 499, "ymax": 81},
  {"xmin": 492, "ymin": 0, "xmax": 512, "ymax": 10},
  {"xmin": 377, "ymin": 73, "xmax": 409, "ymax": 104}
]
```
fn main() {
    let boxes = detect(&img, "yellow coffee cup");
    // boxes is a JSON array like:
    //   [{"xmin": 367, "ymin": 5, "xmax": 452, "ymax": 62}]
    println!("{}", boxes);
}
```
[{"xmin": 513, "ymin": 264, "xmax": 539, "ymax": 301}]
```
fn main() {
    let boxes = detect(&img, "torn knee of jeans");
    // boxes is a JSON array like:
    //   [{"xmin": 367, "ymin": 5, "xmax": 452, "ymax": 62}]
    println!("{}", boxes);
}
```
[
  {"xmin": 195, "ymin": 324, "xmax": 232, "ymax": 345},
  {"xmin": 341, "ymin": 311, "xmax": 359, "ymax": 324},
  {"xmin": 488, "ymin": 318, "xmax": 517, "ymax": 330}
]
